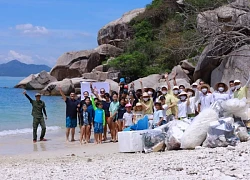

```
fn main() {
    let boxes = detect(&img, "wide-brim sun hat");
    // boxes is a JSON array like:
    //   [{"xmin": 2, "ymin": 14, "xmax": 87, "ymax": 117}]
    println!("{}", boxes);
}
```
[
  {"xmin": 142, "ymin": 92, "xmax": 149, "ymax": 97},
  {"xmin": 200, "ymin": 84, "xmax": 211, "ymax": 91},
  {"xmin": 173, "ymin": 86, "xmax": 179, "ymax": 90},
  {"xmin": 136, "ymin": 102, "xmax": 142, "ymax": 107},
  {"xmin": 178, "ymin": 91, "xmax": 188, "ymax": 97},
  {"xmin": 185, "ymin": 88, "xmax": 195, "ymax": 95},
  {"xmin": 214, "ymin": 82, "xmax": 228, "ymax": 92}
]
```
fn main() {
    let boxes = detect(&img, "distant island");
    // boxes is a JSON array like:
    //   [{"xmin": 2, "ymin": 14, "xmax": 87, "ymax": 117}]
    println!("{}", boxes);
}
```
[{"xmin": 0, "ymin": 60, "xmax": 51, "ymax": 77}]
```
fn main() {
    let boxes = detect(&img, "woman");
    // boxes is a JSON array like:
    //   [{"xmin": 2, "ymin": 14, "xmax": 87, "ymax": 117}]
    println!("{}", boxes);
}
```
[
  {"xmin": 109, "ymin": 93, "xmax": 120, "ymax": 142},
  {"xmin": 141, "ymin": 92, "xmax": 154, "ymax": 120},
  {"xmin": 213, "ymin": 82, "xmax": 230, "ymax": 102}
]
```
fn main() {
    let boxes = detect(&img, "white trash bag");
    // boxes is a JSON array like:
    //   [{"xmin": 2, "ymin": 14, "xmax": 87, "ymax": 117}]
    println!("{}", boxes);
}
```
[
  {"xmin": 181, "ymin": 109, "xmax": 219, "ymax": 149},
  {"xmin": 221, "ymin": 98, "xmax": 248, "ymax": 120}
]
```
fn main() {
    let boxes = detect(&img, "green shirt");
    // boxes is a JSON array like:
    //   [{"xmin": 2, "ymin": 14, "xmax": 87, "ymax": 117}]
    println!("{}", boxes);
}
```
[
  {"xmin": 31, "ymin": 100, "xmax": 45, "ymax": 118},
  {"xmin": 234, "ymin": 86, "xmax": 248, "ymax": 100}
]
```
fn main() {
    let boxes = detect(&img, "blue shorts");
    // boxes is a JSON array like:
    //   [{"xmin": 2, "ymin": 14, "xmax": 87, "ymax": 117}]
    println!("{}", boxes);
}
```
[
  {"xmin": 66, "ymin": 117, "xmax": 77, "ymax": 128},
  {"xmin": 94, "ymin": 122, "xmax": 103, "ymax": 134}
]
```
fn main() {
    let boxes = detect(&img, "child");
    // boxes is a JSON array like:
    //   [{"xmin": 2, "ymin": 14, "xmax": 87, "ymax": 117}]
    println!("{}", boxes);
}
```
[
  {"xmin": 109, "ymin": 93, "xmax": 120, "ymax": 142},
  {"xmin": 177, "ymin": 92, "xmax": 190, "ymax": 120},
  {"xmin": 91, "ymin": 96, "xmax": 105, "ymax": 144},
  {"xmin": 159, "ymin": 96, "xmax": 169, "ymax": 123},
  {"xmin": 117, "ymin": 98, "xmax": 126, "ymax": 132},
  {"xmin": 123, "ymin": 104, "xmax": 134, "ymax": 129},
  {"xmin": 79, "ymin": 104, "xmax": 91, "ymax": 144},
  {"xmin": 152, "ymin": 102, "xmax": 164, "ymax": 129}
]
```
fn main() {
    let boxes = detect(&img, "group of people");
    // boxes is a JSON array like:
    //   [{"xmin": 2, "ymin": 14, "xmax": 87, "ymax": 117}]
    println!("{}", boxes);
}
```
[{"xmin": 24, "ymin": 72, "xmax": 250, "ymax": 144}]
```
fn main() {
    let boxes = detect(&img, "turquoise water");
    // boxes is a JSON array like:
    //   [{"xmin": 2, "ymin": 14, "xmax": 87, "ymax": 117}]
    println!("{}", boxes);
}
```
[{"xmin": 0, "ymin": 77, "xmax": 66, "ymax": 136}]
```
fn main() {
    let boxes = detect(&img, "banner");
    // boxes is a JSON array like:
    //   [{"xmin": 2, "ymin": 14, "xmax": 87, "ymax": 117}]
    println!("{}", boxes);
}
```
[{"xmin": 80, "ymin": 82, "xmax": 109, "ymax": 100}]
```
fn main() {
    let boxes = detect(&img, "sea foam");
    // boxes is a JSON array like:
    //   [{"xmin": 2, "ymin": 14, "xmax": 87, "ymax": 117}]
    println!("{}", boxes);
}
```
[{"xmin": 0, "ymin": 126, "xmax": 61, "ymax": 136}]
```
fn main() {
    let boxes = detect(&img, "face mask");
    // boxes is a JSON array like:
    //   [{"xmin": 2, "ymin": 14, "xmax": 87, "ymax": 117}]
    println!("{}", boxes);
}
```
[
  {"xmin": 162, "ymin": 91, "xmax": 167, "ymax": 95},
  {"xmin": 236, "ymin": 85, "xmax": 241, "ymax": 90},
  {"xmin": 202, "ymin": 88, "xmax": 208, "ymax": 93},
  {"xmin": 179, "ymin": 89, "xmax": 184, "ymax": 93},
  {"xmin": 173, "ymin": 90, "xmax": 179, "ymax": 95},
  {"xmin": 230, "ymin": 86, "xmax": 235, "ymax": 91},
  {"xmin": 143, "ymin": 98, "xmax": 149, "ymax": 101},
  {"xmin": 180, "ymin": 96, "xmax": 186, "ymax": 101},
  {"xmin": 218, "ymin": 87, "xmax": 224, "ymax": 92},
  {"xmin": 148, "ymin": 91, "xmax": 153, "ymax": 95},
  {"xmin": 188, "ymin": 92, "xmax": 193, "ymax": 96},
  {"xmin": 192, "ymin": 88, "xmax": 197, "ymax": 91}
]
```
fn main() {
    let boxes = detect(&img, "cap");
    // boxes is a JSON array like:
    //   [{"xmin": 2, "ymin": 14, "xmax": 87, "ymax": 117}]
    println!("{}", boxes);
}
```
[
  {"xmin": 124, "ymin": 85, "xmax": 128, "ymax": 89},
  {"xmin": 178, "ymin": 91, "xmax": 188, "ymax": 97},
  {"xmin": 161, "ymin": 85, "xmax": 168, "ymax": 89},
  {"xmin": 173, "ymin": 86, "xmax": 179, "ymax": 90},
  {"xmin": 125, "ymin": 104, "xmax": 132, "ymax": 108},
  {"xmin": 192, "ymin": 83, "xmax": 198, "ymax": 86},
  {"xmin": 35, "ymin": 93, "xmax": 41, "ymax": 97},
  {"xmin": 136, "ymin": 102, "xmax": 142, "ymax": 106},
  {"xmin": 142, "ymin": 92, "xmax": 149, "ymax": 97},
  {"xmin": 120, "ymin": 78, "xmax": 125, "ymax": 83},
  {"xmin": 234, "ymin": 80, "xmax": 241, "ymax": 83}
]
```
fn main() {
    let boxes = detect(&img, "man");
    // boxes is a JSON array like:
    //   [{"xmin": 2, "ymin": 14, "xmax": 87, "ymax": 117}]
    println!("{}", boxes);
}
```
[
  {"xmin": 198, "ymin": 84, "xmax": 214, "ymax": 112},
  {"xmin": 234, "ymin": 74, "xmax": 250, "ymax": 100},
  {"xmin": 59, "ymin": 87, "xmax": 78, "ymax": 142},
  {"xmin": 23, "ymin": 91, "xmax": 47, "ymax": 143}
]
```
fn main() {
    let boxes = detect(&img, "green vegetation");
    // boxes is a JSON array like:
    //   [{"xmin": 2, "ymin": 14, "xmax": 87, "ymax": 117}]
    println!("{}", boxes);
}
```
[{"xmin": 109, "ymin": 0, "xmax": 228, "ymax": 79}]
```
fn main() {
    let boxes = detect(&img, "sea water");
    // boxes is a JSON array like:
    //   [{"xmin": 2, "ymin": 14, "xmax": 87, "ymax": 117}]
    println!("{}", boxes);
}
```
[{"xmin": 0, "ymin": 77, "xmax": 66, "ymax": 137}]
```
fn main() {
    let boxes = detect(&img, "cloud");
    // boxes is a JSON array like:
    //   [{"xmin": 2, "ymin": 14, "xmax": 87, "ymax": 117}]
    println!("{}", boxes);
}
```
[
  {"xmin": 6, "ymin": 50, "xmax": 34, "ymax": 64},
  {"xmin": 15, "ymin": 23, "xmax": 49, "ymax": 35}
]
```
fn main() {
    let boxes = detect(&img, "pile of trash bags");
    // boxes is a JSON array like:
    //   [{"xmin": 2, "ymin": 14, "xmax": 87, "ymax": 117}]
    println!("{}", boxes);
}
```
[{"xmin": 142, "ymin": 98, "xmax": 250, "ymax": 153}]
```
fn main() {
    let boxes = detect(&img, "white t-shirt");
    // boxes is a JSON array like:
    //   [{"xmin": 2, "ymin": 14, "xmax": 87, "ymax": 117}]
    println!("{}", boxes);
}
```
[
  {"xmin": 162, "ymin": 104, "xmax": 168, "ymax": 120},
  {"xmin": 178, "ymin": 100, "xmax": 188, "ymax": 118},
  {"xmin": 213, "ymin": 92, "xmax": 230, "ymax": 102},
  {"xmin": 123, "ymin": 112, "xmax": 134, "ymax": 126},
  {"xmin": 199, "ymin": 93, "xmax": 214, "ymax": 112},
  {"xmin": 153, "ymin": 110, "xmax": 163, "ymax": 124},
  {"xmin": 187, "ymin": 97, "xmax": 196, "ymax": 114}
]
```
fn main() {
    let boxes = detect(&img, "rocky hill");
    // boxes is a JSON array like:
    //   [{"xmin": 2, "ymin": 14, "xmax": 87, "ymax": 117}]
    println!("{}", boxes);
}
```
[
  {"xmin": 0, "ymin": 60, "xmax": 51, "ymax": 77},
  {"xmin": 15, "ymin": 0, "xmax": 250, "ymax": 95}
]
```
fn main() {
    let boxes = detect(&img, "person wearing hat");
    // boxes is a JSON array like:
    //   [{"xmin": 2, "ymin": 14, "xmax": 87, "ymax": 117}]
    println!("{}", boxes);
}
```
[
  {"xmin": 176, "ymin": 91, "xmax": 190, "ymax": 120},
  {"xmin": 233, "ymin": 73, "xmax": 250, "ymax": 100},
  {"xmin": 191, "ymin": 83, "xmax": 198, "ymax": 91},
  {"xmin": 198, "ymin": 84, "xmax": 214, "ymax": 113},
  {"xmin": 23, "ymin": 91, "xmax": 47, "ymax": 143},
  {"xmin": 122, "ymin": 103, "xmax": 134, "ymax": 129},
  {"xmin": 133, "ymin": 102, "xmax": 145, "ymax": 124},
  {"xmin": 228, "ymin": 80, "xmax": 235, "ymax": 99},
  {"xmin": 185, "ymin": 88, "xmax": 199, "ymax": 117},
  {"xmin": 141, "ymin": 92, "xmax": 154, "ymax": 119},
  {"xmin": 213, "ymin": 82, "xmax": 230, "ymax": 102}
]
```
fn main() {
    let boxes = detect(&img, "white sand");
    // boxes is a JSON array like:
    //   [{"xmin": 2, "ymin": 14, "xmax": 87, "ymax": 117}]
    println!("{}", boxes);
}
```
[{"xmin": 1, "ymin": 139, "xmax": 250, "ymax": 180}]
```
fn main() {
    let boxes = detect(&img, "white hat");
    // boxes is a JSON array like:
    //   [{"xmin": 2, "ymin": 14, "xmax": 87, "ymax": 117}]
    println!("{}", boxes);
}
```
[
  {"xmin": 192, "ymin": 83, "xmax": 198, "ymax": 86},
  {"xmin": 173, "ymin": 86, "xmax": 179, "ymax": 90},
  {"xmin": 178, "ymin": 91, "xmax": 188, "ymax": 97},
  {"xmin": 234, "ymin": 80, "xmax": 241, "ymax": 83},
  {"xmin": 142, "ymin": 92, "xmax": 149, "ymax": 97},
  {"xmin": 161, "ymin": 85, "xmax": 168, "ymax": 89}
]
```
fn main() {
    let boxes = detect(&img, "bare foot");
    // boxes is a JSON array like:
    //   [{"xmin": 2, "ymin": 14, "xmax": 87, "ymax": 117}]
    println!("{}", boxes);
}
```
[{"xmin": 71, "ymin": 139, "xmax": 76, "ymax": 142}]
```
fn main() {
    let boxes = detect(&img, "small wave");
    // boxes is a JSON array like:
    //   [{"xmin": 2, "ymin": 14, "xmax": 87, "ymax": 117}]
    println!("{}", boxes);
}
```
[{"xmin": 0, "ymin": 126, "xmax": 61, "ymax": 136}]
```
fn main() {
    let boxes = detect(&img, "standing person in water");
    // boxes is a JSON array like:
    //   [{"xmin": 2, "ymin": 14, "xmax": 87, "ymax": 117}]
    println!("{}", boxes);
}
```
[
  {"xmin": 23, "ymin": 91, "xmax": 47, "ymax": 143},
  {"xmin": 59, "ymin": 87, "xmax": 78, "ymax": 142}
]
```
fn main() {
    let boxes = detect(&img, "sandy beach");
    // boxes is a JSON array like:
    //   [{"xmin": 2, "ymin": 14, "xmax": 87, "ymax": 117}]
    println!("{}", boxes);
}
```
[{"xmin": 1, "ymin": 131, "xmax": 250, "ymax": 180}]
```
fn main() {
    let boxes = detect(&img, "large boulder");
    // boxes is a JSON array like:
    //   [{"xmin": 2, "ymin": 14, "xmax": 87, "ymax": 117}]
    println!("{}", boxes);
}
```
[
  {"xmin": 197, "ymin": 3, "xmax": 248, "ymax": 34},
  {"xmin": 41, "ymin": 79, "xmax": 75, "ymax": 96},
  {"xmin": 94, "ymin": 44, "xmax": 123, "ymax": 57},
  {"xmin": 50, "ymin": 50, "xmax": 100, "ymax": 81},
  {"xmin": 15, "ymin": 71, "xmax": 57, "ymax": 90},
  {"xmin": 211, "ymin": 45, "xmax": 250, "ymax": 87},
  {"xmin": 97, "ymin": 8, "xmax": 145, "ymax": 48},
  {"xmin": 169, "ymin": 65, "xmax": 192, "ymax": 83},
  {"xmin": 128, "ymin": 74, "xmax": 162, "ymax": 90}
]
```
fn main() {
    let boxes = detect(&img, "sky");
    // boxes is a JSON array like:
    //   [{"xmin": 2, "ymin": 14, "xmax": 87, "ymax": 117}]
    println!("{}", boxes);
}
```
[{"xmin": 0, "ymin": 0, "xmax": 152, "ymax": 67}]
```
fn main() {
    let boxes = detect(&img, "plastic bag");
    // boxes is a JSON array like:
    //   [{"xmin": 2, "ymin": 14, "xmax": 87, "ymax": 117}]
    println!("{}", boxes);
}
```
[
  {"xmin": 164, "ymin": 120, "xmax": 190, "ymax": 150},
  {"xmin": 181, "ymin": 109, "xmax": 219, "ymax": 149},
  {"xmin": 210, "ymin": 101, "xmax": 224, "ymax": 117},
  {"xmin": 203, "ymin": 120, "xmax": 237, "ymax": 148},
  {"xmin": 142, "ymin": 130, "xmax": 166, "ymax": 153},
  {"xmin": 234, "ymin": 121, "xmax": 249, "ymax": 142},
  {"xmin": 221, "ymin": 98, "xmax": 248, "ymax": 120}
]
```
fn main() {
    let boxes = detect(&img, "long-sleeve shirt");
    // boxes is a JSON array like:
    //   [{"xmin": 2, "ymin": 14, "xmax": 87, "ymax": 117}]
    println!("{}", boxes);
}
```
[
  {"xmin": 91, "ymin": 97, "xmax": 105, "ymax": 124},
  {"xmin": 199, "ymin": 93, "xmax": 214, "ymax": 112},
  {"xmin": 25, "ymin": 94, "xmax": 47, "ymax": 118}
]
